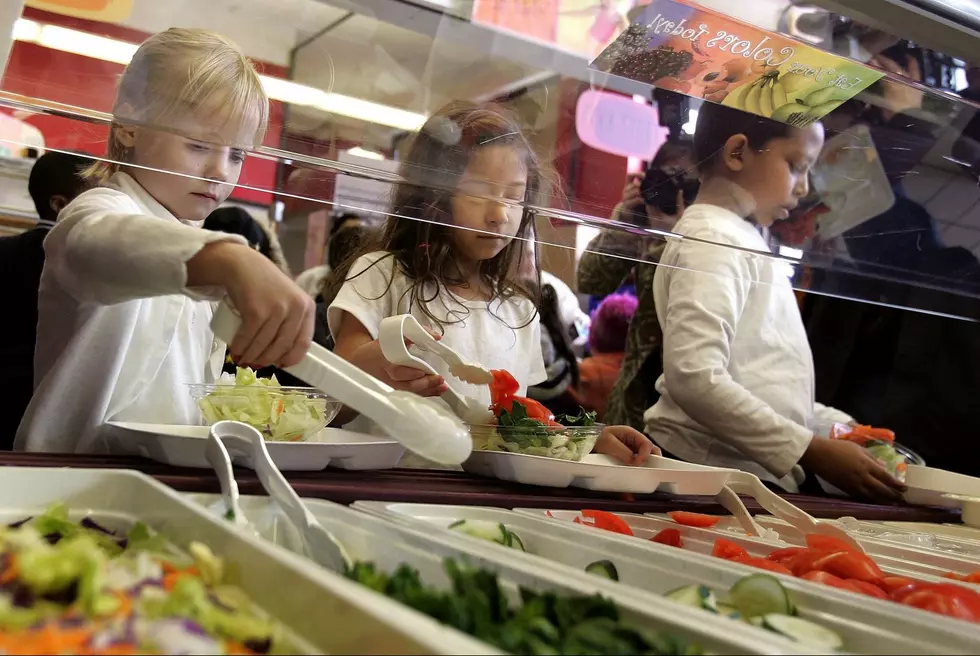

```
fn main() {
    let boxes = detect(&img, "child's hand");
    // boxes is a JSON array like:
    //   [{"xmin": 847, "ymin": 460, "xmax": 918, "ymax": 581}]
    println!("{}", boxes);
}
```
[
  {"xmin": 593, "ymin": 426, "xmax": 660, "ymax": 466},
  {"xmin": 190, "ymin": 242, "xmax": 314, "ymax": 368},
  {"xmin": 801, "ymin": 437, "xmax": 907, "ymax": 503},
  {"xmin": 349, "ymin": 339, "xmax": 449, "ymax": 397}
]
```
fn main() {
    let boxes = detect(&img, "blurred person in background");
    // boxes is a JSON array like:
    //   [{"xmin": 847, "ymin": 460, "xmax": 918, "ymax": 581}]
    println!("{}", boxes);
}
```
[
  {"xmin": 295, "ymin": 212, "xmax": 364, "ymax": 298},
  {"xmin": 0, "ymin": 151, "xmax": 92, "ymax": 448},
  {"xmin": 578, "ymin": 293, "xmax": 637, "ymax": 420},
  {"xmin": 527, "ymin": 281, "xmax": 582, "ymax": 417},
  {"xmin": 203, "ymin": 206, "xmax": 292, "ymax": 276},
  {"xmin": 311, "ymin": 220, "xmax": 371, "ymax": 350},
  {"xmin": 577, "ymin": 139, "xmax": 696, "ymax": 429}
]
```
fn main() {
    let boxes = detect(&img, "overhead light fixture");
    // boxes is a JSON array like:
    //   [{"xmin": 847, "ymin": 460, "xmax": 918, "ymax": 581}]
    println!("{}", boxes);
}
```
[
  {"xmin": 346, "ymin": 146, "xmax": 385, "ymax": 160},
  {"xmin": 11, "ymin": 18, "xmax": 427, "ymax": 132}
]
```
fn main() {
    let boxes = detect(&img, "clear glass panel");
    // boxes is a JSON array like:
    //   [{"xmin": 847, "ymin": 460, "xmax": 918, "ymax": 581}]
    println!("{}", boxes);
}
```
[{"xmin": 2, "ymin": 0, "xmax": 978, "ymax": 323}]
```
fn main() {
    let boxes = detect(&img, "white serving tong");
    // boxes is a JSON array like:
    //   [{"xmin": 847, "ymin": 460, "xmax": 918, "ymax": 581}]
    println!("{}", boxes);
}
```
[
  {"xmin": 207, "ymin": 420, "xmax": 351, "ymax": 572},
  {"xmin": 378, "ymin": 315, "xmax": 494, "ymax": 424},
  {"xmin": 726, "ymin": 472, "xmax": 867, "ymax": 553},
  {"xmin": 210, "ymin": 301, "xmax": 472, "ymax": 466}
]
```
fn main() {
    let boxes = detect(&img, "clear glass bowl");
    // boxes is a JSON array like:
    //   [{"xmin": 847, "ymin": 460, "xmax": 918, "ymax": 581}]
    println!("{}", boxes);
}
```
[
  {"xmin": 468, "ymin": 423, "xmax": 603, "ymax": 461},
  {"xmin": 187, "ymin": 384, "xmax": 341, "ymax": 442}
]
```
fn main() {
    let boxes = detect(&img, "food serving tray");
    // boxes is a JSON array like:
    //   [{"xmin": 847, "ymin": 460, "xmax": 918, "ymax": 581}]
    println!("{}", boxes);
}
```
[
  {"xmin": 355, "ymin": 501, "xmax": 980, "ymax": 654},
  {"xmin": 462, "ymin": 452, "xmax": 735, "ymax": 494},
  {"xmin": 101, "ymin": 421, "xmax": 405, "ymax": 471},
  {"xmin": 185, "ymin": 494, "xmax": 817, "ymax": 655},
  {"xmin": 0, "ymin": 466, "xmax": 492, "ymax": 654}
]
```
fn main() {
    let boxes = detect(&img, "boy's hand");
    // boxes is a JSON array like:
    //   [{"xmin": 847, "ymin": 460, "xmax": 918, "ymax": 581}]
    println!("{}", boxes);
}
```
[
  {"xmin": 593, "ymin": 425, "xmax": 660, "ymax": 466},
  {"xmin": 190, "ymin": 242, "xmax": 314, "ymax": 368},
  {"xmin": 801, "ymin": 437, "xmax": 907, "ymax": 503}
]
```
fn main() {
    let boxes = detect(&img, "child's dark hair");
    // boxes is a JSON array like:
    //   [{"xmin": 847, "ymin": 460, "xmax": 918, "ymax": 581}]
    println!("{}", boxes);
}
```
[
  {"xmin": 539, "ymin": 283, "xmax": 579, "ymax": 388},
  {"xmin": 693, "ymin": 102, "xmax": 796, "ymax": 172},
  {"xmin": 28, "ymin": 151, "xmax": 93, "ymax": 223},
  {"xmin": 323, "ymin": 100, "xmax": 543, "ymax": 330},
  {"xmin": 327, "ymin": 224, "xmax": 368, "ymax": 270}
]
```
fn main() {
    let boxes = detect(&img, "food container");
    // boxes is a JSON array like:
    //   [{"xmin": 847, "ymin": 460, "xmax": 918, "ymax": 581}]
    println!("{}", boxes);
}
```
[
  {"xmin": 0, "ymin": 466, "xmax": 491, "ymax": 654},
  {"xmin": 188, "ymin": 383, "xmax": 342, "ymax": 442},
  {"xmin": 187, "ymin": 494, "xmax": 816, "ymax": 655},
  {"xmin": 468, "ymin": 422, "xmax": 601, "ymax": 461},
  {"xmin": 353, "ymin": 501, "xmax": 980, "ymax": 655}
]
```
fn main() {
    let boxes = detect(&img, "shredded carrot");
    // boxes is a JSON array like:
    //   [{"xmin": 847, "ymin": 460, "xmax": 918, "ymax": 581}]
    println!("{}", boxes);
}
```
[
  {"xmin": 225, "ymin": 641, "xmax": 256, "ymax": 655},
  {"xmin": 0, "ymin": 554, "xmax": 18, "ymax": 584}
]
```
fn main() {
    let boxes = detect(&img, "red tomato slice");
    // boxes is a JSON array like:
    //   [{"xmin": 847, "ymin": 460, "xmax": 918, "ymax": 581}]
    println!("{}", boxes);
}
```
[
  {"xmin": 806, "ymin": 534, "xmax": 858, "ymax": 554},
  {"xmin": 582, "ymin": 510, "xmax": 634, "ymax": 536},
  {"xmin": 965, "ymin": 572, "xmax": 980, "ymax": 585},
  {"xmin": 813, "ymin": 551, "xmax": 885, "ymax": 583},
  {"xmin": 901, "ymin": 587, "xmax": 980, "ymax": 623},
  {"xmin": 489, "ymin": 369, "xmax": 519, "ymax": 405},
  {"xmin": 766, "ymin": 547, "xmax": 808, "ymax": 564},
  {"xmin": 847, "ymin": 579, "xmax": 888, "ymax": 599},
  {"xmin": 667, "ymin": 511, "xmax": 722, "ymax": 528},
  {"xmin": 651, "ymin": 528, "xmax": 683, "ymax": 548},
  {"xmin": 497, "ymin": 396, "xmax": 555, "ymax": 423},
  {"xmin": 731, "ymin": 556, "xmax": 792, "ymax": 576},
  {"xmin": 786, "ymin": 549, "xmax": 833, "ymax": 577},
  {"xmin": 800, "ymin": 570, "xmax": 862, "ymax": 594},
  {"xmin": 711, "ymin": 538, "xmax": 749, "ymax": 561}
]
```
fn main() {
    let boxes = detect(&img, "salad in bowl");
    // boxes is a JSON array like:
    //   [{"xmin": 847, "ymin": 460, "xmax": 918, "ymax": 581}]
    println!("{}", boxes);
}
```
[
  {"xmin": 188, "ymin": 368, "xmax": 340, "ymax": 443},
  {"xmin": 469, "ymin": 370, "xmax": 603, "ymax": 461}
]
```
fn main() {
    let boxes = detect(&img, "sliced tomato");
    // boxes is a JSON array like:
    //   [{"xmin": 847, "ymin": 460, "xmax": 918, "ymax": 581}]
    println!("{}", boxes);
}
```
[
  {"xmin": 847, "ymin": 579, "xmax": 888, "ymax": 599},
  {"xmin": 711, "ymin": 538, "xmax": 749, "ymax": 561},
  {"xmin": 731, "ymin": 556, "xmax": 792, "ymax": 576},
  {"xmin": 800, "ymin": 570, "xmax": 862, "ymax": 593},
  {"xmin": 497, "ymin": 396, "xmax": 555, "ymax": 423},
  {"xmin": 805, "ymin": 534, "xmax": 858, "ymax": 554},
  {"xmin": 880, "ymin": 576, "xmax": 918, "ymax": 594},
  {"xmin": 812, "ymin": 551, "xmax": 884, "ymax": 583},
  {"xmin": 545, "ymin": 510, "xmax": 555, "ymax": 518},
  {"xmin": 943, "ymin": 572, "xmax": 966, "ymax": 581},
  {"xmin": 667, "ymin": 511, "xmax": 722, "ymax": 528},
  {"xmin": 965, "ymin": 572, "xmax": 980, "ymax": 585},
  {"xmin": 786, "ymin": 549, "xmax": 833, "ymax": 577},
  {"xmin": 582, "ymin": 510, "xmax": 634, "ymax": 536},
  {"xmin": 766, "ymin": 547, "xmax": 808, "ymax": 564},
  {"xmin": 901, "ymin": 587, "xmax": 980, "ymax": 623},
  {"xmin": 489, "ymin": 369, "xmax": 519, "ymax": 405},
  {"xmin": 651, "ymin": 528, "xmax": 683, "ymax": 548}
]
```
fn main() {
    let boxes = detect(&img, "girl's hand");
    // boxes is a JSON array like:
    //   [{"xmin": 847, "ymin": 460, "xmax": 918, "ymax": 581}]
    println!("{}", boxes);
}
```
[
  {"xmin": 348, "ymin": 339, "xmax": 448, "ymax": 397},
  {"xmin": 801, "ymin": 437, "xmax": 907, "ymax": 503},
  {"xmin": 593, "ymin": 425, "xmax": 660, "ymax": 466},
  {"xmin": 189, "ymin": 242, "xmax": 315, "ymax": 368}
]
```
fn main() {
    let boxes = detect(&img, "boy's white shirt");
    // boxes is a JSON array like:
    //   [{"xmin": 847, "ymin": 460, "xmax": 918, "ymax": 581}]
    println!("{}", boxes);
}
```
[
  {"xmin": 328, "ymin": 251, "xmax": 547, "ymax": 467},
  {"xmin": 15, "ymin": 172, "xmax": 246, "ymax": 453},
  {"xmin": 646, "ymin": 204, "xmax": 853, "ymax": 492}
]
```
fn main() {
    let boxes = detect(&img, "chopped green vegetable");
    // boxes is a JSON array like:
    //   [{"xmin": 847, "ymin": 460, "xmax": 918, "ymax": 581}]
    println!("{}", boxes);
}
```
[
  {"xmin": 585, "ymin": 560, "xmax": 619, "ymax": 581},
  {"xmin": 760, "ymin": 614, "xmax": 843, "ymax": 650},
  {"xmin": 665, "ymin": 584, "xmax": 718, "ymax": 613},
  {"xmin": 555, "ymin": 409, "xmax": 598, "ymax": 427},
  {"xmin": 344, "ymin": 558, "xmax": 701, "ymax": 655},
  {"xmin": 729, "ymin": 574, "xmax": 795, "ymax": 619},
  {"xmin": 481, "ymin": 401, "xmax": 601, "ymax": 461},
  {"xmin": 448, "ymin": 520, "xmax": 526, "ymax": 552}
]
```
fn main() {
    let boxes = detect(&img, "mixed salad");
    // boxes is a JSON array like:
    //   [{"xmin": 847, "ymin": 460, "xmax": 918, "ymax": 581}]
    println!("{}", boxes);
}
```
[
  {"xmin": 0, "ymin": 505, "xmax": 283, "ymax": 655},
  {"xmin": 828, "ymin": 424, "xmax": 908, "ymax": 481},
  {"xmin": 344, "ymin": 557, "xmax": 702, "ymax": 655},
  {"xmin": 195, "ymin": 367, "xmax": 332, "ymax": 442},
  {"xmin": 475, "ymin": 370, "xmax": 601, "ymax": 460}
]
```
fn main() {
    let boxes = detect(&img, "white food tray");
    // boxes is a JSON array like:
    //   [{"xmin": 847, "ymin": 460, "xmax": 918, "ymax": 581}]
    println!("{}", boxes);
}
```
[
  {"xmin": 462, "ymin": 452, "xmax": 735, "ymax": 494},
  {"xmin": 881, "ymin": 521, "xmax": 980, "ymax": 542},
  {"xmin": 0, "ymin": 466, "xmax": 488, "ymax": 654},
  {"xmin": 354, "ymin": 501, "xmax": 980, "ymax": 654},
  {"xmin": 101, "ymin": 421, "xmax": 405, "ymax": 471},
  {"xmin": 187, "ymin": 494, "xmax": 814, "ymax": 655}
]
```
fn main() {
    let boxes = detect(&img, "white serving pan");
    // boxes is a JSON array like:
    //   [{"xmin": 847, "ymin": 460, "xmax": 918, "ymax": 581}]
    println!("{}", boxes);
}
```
[
  {"xmin": 0, "ymin": 466, "xmax": 488, "ymax": 655},
  {"xmin": 101, "ymin": 421, "xmax": 405, "ymax": 471},
  {"xmin": 185, "ymin": 494, "xmax": 818, "ymax": 655},
  {"xmin": 353, "ymin": 501, "xmax": 980, "ymax": 654},
  {"xmin": 462, "ymin": 452, "xmax": 735, "ymax": 494}
]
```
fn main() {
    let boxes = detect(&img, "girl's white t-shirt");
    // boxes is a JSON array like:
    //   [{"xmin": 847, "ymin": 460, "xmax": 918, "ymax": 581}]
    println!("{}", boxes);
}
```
[
  {"xmin": 15, "ymin": 172, "xmax": 243, "ymax": 453},
  {"xmin": 327, "ymin": 251, "xmax": 547, "ymax": 462}
]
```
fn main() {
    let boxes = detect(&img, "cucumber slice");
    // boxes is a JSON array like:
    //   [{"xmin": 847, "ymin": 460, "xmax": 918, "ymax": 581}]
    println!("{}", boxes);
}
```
[
  {"xmin": 585, "ymin": 560, "xmax": 619, "ymax": 581},
  {"xmin": 715, "ymin": 602, "xmax": 742, "ymax": 620},
  {"xmin": 729, "ymin": 574, "xmax": 794, "ymax": 619},
  {"xmin": 505, "ymin": 529, "xmax": 526, "ymax": 552},
  {"xmin": 449, "ymin": 519, "xmax": 526, "ymax": 551},
  {"xmin": 665, "ymin": 584, "xmax": 718, "ymax": 612},
  {"xmin": 761, "ymin": 614, "xmax": 844, "ymax": 651}
]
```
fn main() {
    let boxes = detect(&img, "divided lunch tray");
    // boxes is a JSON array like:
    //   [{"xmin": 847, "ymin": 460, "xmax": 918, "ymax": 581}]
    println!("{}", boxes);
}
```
[
  {"xmin": 353, "ymin": 501, "xmax": 980, "ymax": 654},
  {"xmin": 0, "ymin": 466, "xmax": 490, "ymax": 655},
  {"xmin": 186, "ymin": 494, "xmax": 815, "ymax": 656},
  {"xmin": 101, "ymin": 421, "xmax": 405, "ymax": 471},
  {"xmin": 462, "ymin": 452, "xmax": 736, "ymax": 494}
]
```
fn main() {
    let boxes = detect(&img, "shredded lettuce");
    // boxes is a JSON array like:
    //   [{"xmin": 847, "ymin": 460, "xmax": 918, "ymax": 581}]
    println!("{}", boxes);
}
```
[{"xmin": 197, "ymin": 367, "xmax": 329, "ymax": 442}]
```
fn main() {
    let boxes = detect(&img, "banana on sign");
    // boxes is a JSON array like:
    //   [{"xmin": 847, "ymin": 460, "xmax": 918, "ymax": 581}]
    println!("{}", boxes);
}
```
[{"xmin": 592, "ymin": 0, "xmax": 885, "ymax": 127}]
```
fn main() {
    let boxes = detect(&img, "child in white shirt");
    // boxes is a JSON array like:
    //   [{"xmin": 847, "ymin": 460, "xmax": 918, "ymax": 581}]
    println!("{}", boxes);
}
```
[
  {"xmin": 326, "ymin": 101, "xmax": 654, "ymax": 465},
  {"xmin": 16, "ymin": 29, "xmax": 314, "ymax": 453},
  {"xmin": 647, "ymin": 102, "xmax": 906, "ymax": 501}
]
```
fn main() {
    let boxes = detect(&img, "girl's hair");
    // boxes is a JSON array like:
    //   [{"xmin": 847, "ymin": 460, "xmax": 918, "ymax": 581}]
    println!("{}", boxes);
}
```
[
  {"xmin": 323, "ymin": 100, "xmax": 543, "ymax": 330},
  {"xmin": 539, "ymin": 283, "xmax": 580, "ymax": 387},
  {"xmin": 87, "ymin": 28, "xmax": 269, "ymax": 184}
]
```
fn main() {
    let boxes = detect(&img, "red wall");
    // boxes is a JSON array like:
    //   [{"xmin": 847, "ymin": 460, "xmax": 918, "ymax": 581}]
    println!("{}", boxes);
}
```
[{"xmin": 1, "ymin": 7, "xmax": 287, "ymax": 205}]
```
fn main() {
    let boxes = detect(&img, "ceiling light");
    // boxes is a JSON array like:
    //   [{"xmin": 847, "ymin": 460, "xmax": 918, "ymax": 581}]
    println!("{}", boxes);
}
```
[
  {"xmin": 346, "ymin": 146, "xmax": 385, "ymax": 160},
  {"xmin": 11, "ymin": 18, "xmax": 427, "ymax": 132}
]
